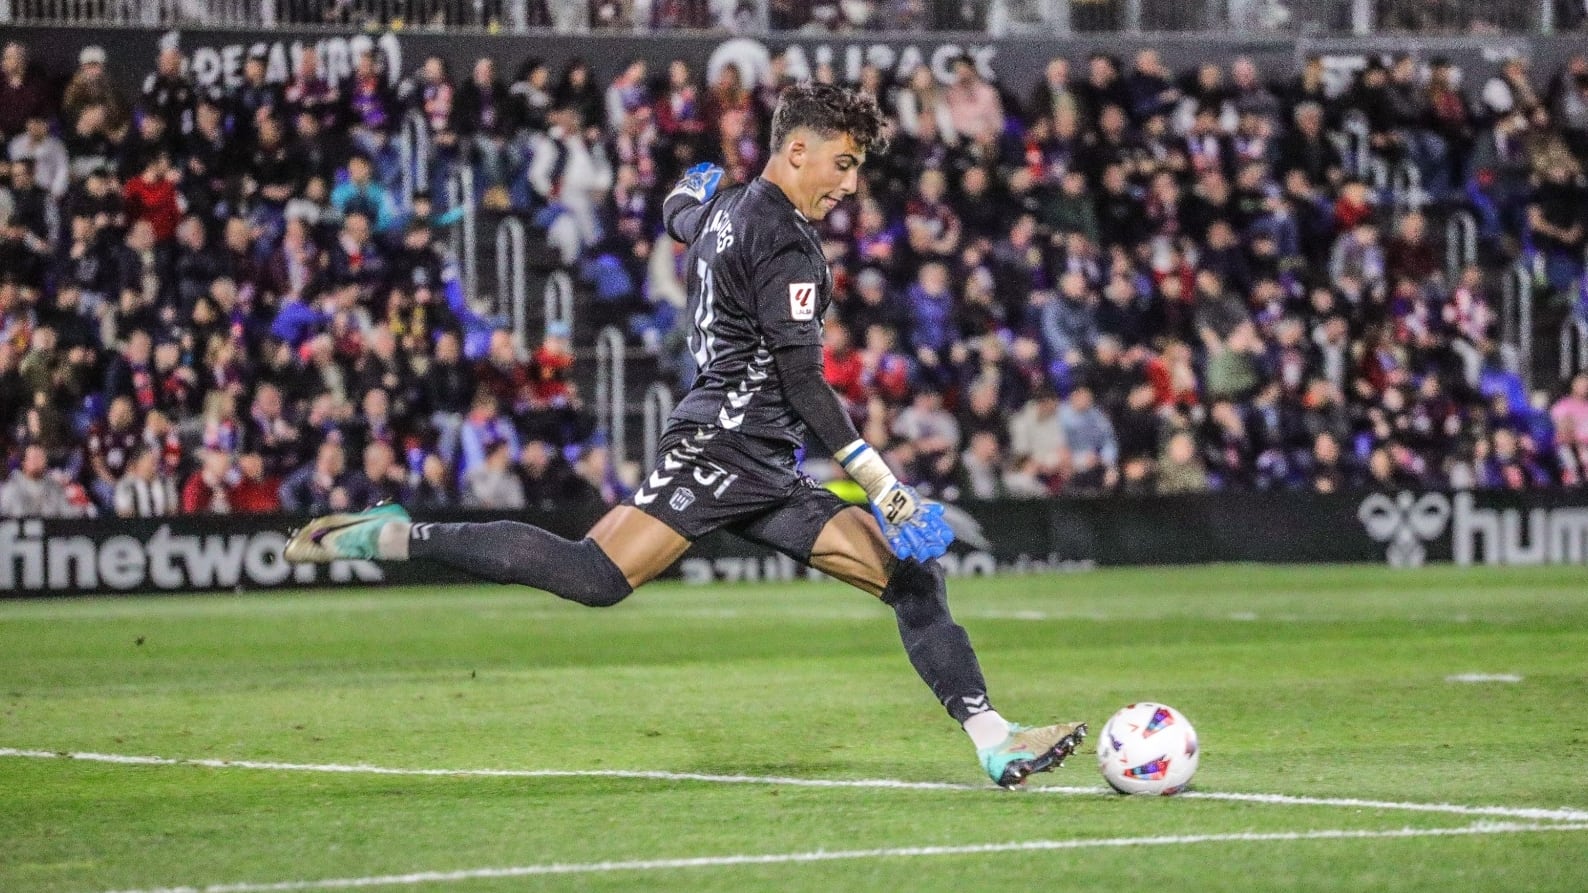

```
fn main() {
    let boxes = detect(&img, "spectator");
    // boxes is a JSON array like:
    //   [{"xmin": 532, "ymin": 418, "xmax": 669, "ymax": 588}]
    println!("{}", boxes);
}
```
[
  {"xmin": 85, "ymin": 395, "xmax": 142, "ymax": 509},
  {"xmin": 517, "ymin": 440, "xmax": 595, "ymax": 509},
  {"xmin": 122, "ymin": 152, "xmax": 182, "ymax": 244},
  {"xmin": 464, "ymin": 439, "xmax": 526, "ymax": 508},
  {"xmin": 1156, "ymin": 430, "xmax": 1210, "ymax": 494},
  {"xmin": 958, "ymin": 430, "xmax": 1006, "ymax": 500},
  {"xmin": 1008, "ymin": 385, "xmax": 1066, "ymax": 492},
  {"xmin": 409, "ymin": 452, "xmax": 458, "ymax": 510},
  {"xmin": 10, "ymin": 114, "xmax": 69, "ymax": 200},
  {"xmin": 896, "ymin": 65, "xmax": 953, "ymax": 143},
  {"xmin": 181, "ymin": 448, "xmax": 237, "ymax": 515},
  {"xmin": 1, "ymin": 444, "xmax": 85, "ymax": 518},
  {"xmin": 331, "ymin": 154, "xmax": 398, "ymax": 232},
  {"xmin": 113, "ymin": 446, "xmax": 179, "ymax": 517},
  {"xmin": 0, "ymin": 44, "xmax": 52, "ymax": 142},
  {"xmin": 1059, "ymin": 386, "xmax": 1119, "ymax": 491},
  {"xmin": 62, "ymin": 46, "xmax": 129, "ymax": 134},
  {"xmin": 458, "ymin": 390, "xmax": 521, "ymax": 480},
  {"xmin": 231, "ymin": 451, "xmax": 283, "ymax": 514},
  {"xmin": 892, "ymin": 389, "xmax": 961, "ymax": 496},
  {"xmin": 344, "ymin": 441, "xmax": 407, "ymax": 509},
  {"xmin": 1040, "ymin": 273, "xmax": 1100, "ymax": 365},
  {"xmin": 278, "ymin": 440, "xmax": 349, "ymax": 515},
  {"xmin": 529, "ymin": 106, "xmax": 614, "ymax": 264}
]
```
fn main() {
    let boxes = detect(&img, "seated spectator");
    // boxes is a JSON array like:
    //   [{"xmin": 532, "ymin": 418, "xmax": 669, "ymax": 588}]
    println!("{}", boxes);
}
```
[
  {"xmin": 1, "ymin": 444, "xmax": 86, "ymax": 518},
  {"xmin": 957, "ymin": 430, "xmax": 1006, "ymax": 500},
  {"xmin": 891, "ymin": 389, "xmax": 961, "ymax": 497},
  {"xmin": 343, "ymin": 441, "xmax": 408, "ymax": 510},
  {"xmin": 277, "ymin": 441, "xmax": 349, "ymax": 515},
  {"xmin": 465, "ymin": 439, "xmax": 526, "ymax": 509},
  {"xmin": 181, "ymin": 448, "xmax": 238, "ymax": 515},
  {"xmin": 331, "ymin": 154, "xmax": 398, "ymax": 232},
  {"xmin": 1059, "ymin": 386, "xmax": 1119, "ymax": 492},
  {"xmin": 1156, "ymin": 430, "xmax": 1210, "ymax": 494},
  {"xmin": 113, "ymin": 446, "xmax": 179, "ymax": 517},
  {"xmin": 1008, "ymin": 386, "xmax": 1067, "ymax": 492},
  {"xmin": 517, "ymin": 440, "xmax": 596, "ymax": 509},
  {"xmin": 231, "ymin": 451, "xmax": 283, "ymax": 514},
  {"xmin": 459, "ymin": 391, "xmax": 521, "ymax": 481},
  {"xmin": 85, "ymin": 395, "xmax": 142, "ymax": 510},
  {"xmin": 409, "ymin": 453, "xmax": 458, "ymax": 511}
]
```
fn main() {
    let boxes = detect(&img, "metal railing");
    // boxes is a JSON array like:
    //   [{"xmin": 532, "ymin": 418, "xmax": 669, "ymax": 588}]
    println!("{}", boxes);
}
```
[
  {"xmin": 1561, "ymin": 316, "xmax": 1588, "ymax": 382},
  {"xmin": 1500, "ymin": 262, "xmax": 1534, "ymax": 387},
  {"xmin": 544, "ymin": 269, "xmax": 573, "ymax": 338},
  {"xmin": 1445, "ymin": 210, "xmax": 1476, "ymax": 282},
  {"xmin": 494, "ymin": 217, "xmax": 528, "ymax": 355},
  {"xmin": 397, "ymin": 111, "xmax": 430, "ymax": 212},
  {"xmin": 445, "ymin": 163, "xmax": 476, "ymax": 304},
  {"xmin": 1341, "ymin": 113, "xmax": 1371, "ymax": 180},
  {"xmin": 640, "ymin": 382, "xmax": 674, "ymax": 474},
  {"xmin": 0, "ymin": 0, "xmax": 1570, "ymax": 32},
  {"xmin": 593, "ymin": 325, "xmax": 626, "ymax": 470}
]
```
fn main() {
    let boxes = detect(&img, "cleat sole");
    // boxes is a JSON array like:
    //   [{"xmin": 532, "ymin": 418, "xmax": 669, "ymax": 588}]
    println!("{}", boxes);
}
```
[{"xmin": 997, "ymin": 723, "xmax": 1088, "ymax": 788}]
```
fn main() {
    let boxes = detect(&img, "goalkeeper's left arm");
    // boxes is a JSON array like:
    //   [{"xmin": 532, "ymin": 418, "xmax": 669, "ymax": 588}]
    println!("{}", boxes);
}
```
[{"xmin": 772, "ymin": 344, "xmax": 953, "ymax": 561}]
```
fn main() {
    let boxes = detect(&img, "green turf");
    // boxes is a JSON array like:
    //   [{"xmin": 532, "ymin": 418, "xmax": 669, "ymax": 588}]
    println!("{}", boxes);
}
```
[{"xmin": 2, "ymin": 564, "xmax": 1587, "ymax": 892}]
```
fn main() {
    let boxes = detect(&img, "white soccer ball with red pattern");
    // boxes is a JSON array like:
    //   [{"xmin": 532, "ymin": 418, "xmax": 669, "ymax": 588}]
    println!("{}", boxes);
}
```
[{"xmin": 1097, "ymin": 702, "xmax": 1200, "ymax": 795}]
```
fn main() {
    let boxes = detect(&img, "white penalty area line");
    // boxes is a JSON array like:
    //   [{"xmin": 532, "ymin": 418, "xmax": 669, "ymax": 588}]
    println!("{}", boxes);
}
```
[
  {"xmin": 98, "ymin": 822, "xmax": 1588, "ymax": 893},
  {"xmin": 6, "ymin": 747, "xmax": 1588, "ymax": 825}
]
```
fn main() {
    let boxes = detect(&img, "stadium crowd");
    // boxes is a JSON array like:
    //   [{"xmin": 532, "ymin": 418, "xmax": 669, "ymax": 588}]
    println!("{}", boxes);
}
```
[{"xmin": 3, "ymin": 37, "xmax": 1588, "ymax": 519}]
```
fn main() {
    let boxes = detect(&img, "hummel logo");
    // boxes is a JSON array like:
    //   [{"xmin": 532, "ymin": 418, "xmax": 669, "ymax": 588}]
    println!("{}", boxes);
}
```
[
  {"xmin": 961, "ymin": 694, "xmax": 990, "ymax": 714},
  {"xmin": 662, "ymin": 455, "xmax": 685, "ymax": 472},
  {"xmin": 727, "ymin": 391, "xmax": 752, "ymax": 409}
]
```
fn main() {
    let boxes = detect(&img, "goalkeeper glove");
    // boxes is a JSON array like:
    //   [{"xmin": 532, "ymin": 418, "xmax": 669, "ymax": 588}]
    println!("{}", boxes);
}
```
[
  {"xmin": 670, "ymin": 162, "xmax": 723, "ymax": 204},
  {"xmin": 836, "ymin": 439, "xmax": 955, "ymax": 561}
]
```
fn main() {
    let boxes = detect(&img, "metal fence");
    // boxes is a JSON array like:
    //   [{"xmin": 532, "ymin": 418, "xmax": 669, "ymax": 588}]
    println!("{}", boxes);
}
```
[{"xmin": 0, "ymin": 0, "xmax": 1576, "ymax": 33}]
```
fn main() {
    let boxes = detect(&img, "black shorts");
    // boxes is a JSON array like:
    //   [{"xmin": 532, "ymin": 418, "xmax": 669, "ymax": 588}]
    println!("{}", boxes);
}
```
[{"xmin": 624, "ymin": 423, "xmax": 849, "ymax": 562}]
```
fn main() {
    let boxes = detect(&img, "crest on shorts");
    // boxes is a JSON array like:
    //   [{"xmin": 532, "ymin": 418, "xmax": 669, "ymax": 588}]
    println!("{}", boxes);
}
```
[
  {"xmin": 789, "ymin": 282, "xmax": 816, "ymax": 321},
  {"xmin": 669, "ymin": 487, "xmax": 697, "ymax": 512}
]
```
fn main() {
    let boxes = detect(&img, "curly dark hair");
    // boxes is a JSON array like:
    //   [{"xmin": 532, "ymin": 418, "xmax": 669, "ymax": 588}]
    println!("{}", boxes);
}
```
[{"xmin": 769, "ymin": 82, "xmax": 889, "ymax": 156}]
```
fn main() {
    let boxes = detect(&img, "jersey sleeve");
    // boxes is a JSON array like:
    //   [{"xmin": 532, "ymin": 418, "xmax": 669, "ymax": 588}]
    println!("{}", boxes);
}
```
[
  {"xmin": 663, "ymin": 192, "xmax": 712, "ymax": 245},
  {"xmin": 751, "ymin": 241, "xmax": 826, "ymax": 350}
]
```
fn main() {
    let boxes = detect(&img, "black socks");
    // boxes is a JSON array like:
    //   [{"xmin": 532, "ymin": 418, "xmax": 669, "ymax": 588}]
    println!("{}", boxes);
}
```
[
  {"xmin": 880, "ymin": 559, "xmax": 992, "ymax": 724},
  {"xmin": 409, "ymin": 520, "xmax": 634, "ymax": 607}
]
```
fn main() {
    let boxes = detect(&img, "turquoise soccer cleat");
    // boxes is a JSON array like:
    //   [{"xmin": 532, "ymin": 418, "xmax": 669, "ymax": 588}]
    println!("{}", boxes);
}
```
[
  {"xmin": 978, "ymin": 721, "xmax": 1089, "ymax": 788},
  {"xmin": 283, "ymin": 503, "xmax": 410, "ymax": 563}
]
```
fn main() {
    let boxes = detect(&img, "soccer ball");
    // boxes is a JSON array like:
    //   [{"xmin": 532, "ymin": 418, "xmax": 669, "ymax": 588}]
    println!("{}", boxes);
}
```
[{"xmin": 1097, "ymin": 702, "xmax": 1199, "ymax": 795}]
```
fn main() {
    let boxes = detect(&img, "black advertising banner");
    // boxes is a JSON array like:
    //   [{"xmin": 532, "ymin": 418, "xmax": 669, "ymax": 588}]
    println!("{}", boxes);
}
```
[
  {"xmin": 6, "ymin": 488, "xmax": 1588, "ymax": 596},
  {"xmin": 11, "ymin": 24, "xmax": 1584, "ymax": 102}
]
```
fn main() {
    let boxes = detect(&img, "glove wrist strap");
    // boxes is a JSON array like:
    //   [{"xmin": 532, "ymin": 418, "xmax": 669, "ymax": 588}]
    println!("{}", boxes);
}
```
[{"xmin": 837, "ymin": 439, "xmax": 898, "ymax": 503}]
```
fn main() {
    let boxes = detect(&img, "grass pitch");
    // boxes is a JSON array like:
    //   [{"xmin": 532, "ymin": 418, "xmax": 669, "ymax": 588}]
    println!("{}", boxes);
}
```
[{"xmin": 2, "ymin": 564, "xmax": 1587, "ymax": 892}]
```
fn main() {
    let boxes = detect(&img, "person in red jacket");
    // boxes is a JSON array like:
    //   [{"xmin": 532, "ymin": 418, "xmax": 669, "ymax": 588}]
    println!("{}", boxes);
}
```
[
  {"xmin": 230, "ymin": 450, "xmax": 283, "ymax": 514},
  {"xmin": 122, "ymin": 152, "xmax": 183, "ymax": 243},
  {"xmin": 821, "ymin": 318, "xmax": 866, "ymax": 406},
  {"xmin": 181, "ymin": 448, "xmax": 236, "ymax": 514}
]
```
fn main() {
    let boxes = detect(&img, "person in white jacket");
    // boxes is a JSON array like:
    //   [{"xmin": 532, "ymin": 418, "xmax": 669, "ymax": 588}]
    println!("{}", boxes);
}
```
[{"xmin": 528, "ymin": 106, "xmax": 613, "ymax": 265}]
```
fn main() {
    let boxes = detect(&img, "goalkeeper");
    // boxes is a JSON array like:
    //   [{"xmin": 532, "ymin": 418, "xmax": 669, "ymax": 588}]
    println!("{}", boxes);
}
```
[{"xmin": 285, "ymin": 83, "xmax": 1085, "ymax": 787}]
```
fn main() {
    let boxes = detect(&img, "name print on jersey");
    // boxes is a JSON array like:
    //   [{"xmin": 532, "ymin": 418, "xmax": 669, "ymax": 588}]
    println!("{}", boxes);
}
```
[
  {"xmin": 789, "ymin": 282, "xmax": 817, "ymax": 321},
  {"xmin": 707, "ymin": 209, "xmax": 736, "ymax": 252}
]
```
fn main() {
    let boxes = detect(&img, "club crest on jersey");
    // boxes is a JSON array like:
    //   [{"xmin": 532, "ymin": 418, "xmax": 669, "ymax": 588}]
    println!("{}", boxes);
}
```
[
  {"xmin": 789, "ymin": 282, "xmax": 817, "ymax": 321},
  {"xmin": 669, "ymin": 487, "xmax": 696, "ymax": 512}
]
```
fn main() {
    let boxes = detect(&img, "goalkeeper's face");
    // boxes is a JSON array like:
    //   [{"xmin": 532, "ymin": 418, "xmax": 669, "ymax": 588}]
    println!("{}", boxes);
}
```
[{"xmin": 792, "ymin": 129, "xmax": 865, "ymax": 221}]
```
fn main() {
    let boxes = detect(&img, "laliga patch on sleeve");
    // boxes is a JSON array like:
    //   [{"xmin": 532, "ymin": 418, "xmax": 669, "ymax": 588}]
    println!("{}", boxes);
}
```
[{"xmin": 789, "ymin": 282, "xmax": 817, "ymax": 321}]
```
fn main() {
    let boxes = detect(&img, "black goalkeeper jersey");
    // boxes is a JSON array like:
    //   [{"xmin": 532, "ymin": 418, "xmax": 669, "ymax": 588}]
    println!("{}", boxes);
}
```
[{"xmin": 664, "ymin": 177, "xmax": 833, "ymax": 448}]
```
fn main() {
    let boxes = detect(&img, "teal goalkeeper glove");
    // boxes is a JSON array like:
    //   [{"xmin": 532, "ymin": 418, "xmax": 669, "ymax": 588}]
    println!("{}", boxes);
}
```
[{"xmin": 836, "ymin": 440, "xmax": 955, "ymax": 561}]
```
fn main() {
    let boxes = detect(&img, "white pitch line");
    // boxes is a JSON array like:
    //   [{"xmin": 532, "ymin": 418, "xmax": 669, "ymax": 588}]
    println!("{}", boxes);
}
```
[
  {"xmin": 6, "ymin": 747, "xmax": 1588, "ymax": 824},
  {"xmin": 97, "ymin": 822, "xmax": 1588, "ymax": 893}
]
